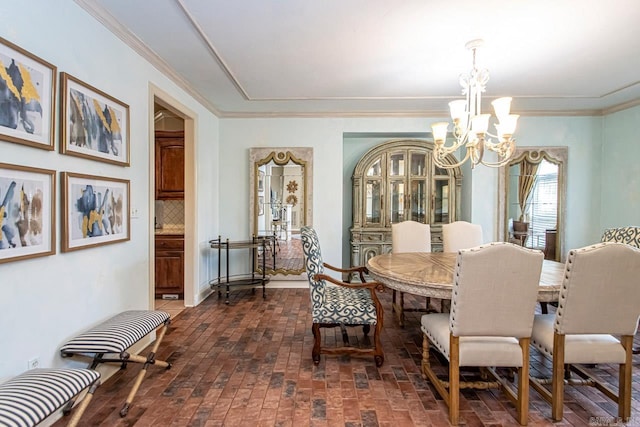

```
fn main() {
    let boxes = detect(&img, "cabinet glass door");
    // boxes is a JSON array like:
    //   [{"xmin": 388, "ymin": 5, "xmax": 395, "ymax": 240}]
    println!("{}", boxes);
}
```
[
  {"xmin": 410, "ymin": 152, "xmax": 426, "ymax": 176},
  {"xmin": 390, "ymin": 180, "xmax": 405, "ymax": 223},
  {"xmin": 388, "ymin": 151, "xmax": 406, "ymax": 224},
  {"xmin": 410, "ymin": 180, "xmax": 427, "ymax": 222},
  {"xmin": 409, "ymin": 152, "xmax": 428, "ymax": 223},
  {"xmin": 367, "ymin": 158, "xmax": 382, "ymax": 176},
  {"xmin": 433, "ymin": 178, "xmax": 450, "ymax": 223},
  {"xmin": 365, "ymin": 179, "xmax": 382, "ymax": 225},
  {"xmin": 364, "ymin": 156, "xmax": 383, "ymax": 226},
  {"xmin": 389, "ymin": 153, "xmax": 405, "ymax": 176}
]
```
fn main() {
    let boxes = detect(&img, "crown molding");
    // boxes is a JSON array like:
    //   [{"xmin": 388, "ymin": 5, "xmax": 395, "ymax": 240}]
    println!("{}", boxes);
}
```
[
  {"xmin": 215, "ymin": 109, "xmax": 609, "ymax": 119},
  {"xmin": 602, "ymin": 98, "xmax": 640, "ymax": 115},
  {"xmin": 74, "ymin": 0, "xmax": 222, "ymax": 116}
]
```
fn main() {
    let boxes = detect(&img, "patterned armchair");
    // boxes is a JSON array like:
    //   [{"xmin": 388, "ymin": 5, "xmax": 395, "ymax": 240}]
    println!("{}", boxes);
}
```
[
  {"xmin": 300, "ymin": 226, "xmax": 384, "ymax": 366},
  {"xmin": 601, "ymin": 226, "xmax": 640, "ymax": 247}
]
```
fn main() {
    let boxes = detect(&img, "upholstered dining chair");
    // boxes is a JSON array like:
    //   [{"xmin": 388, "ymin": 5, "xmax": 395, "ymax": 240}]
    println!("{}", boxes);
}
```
[
  {"xmin": 391, "ymin": 221, "xmax": 431, "ymax": 326},
  {"xmin": 300, "ymin": 226, "xmax": 385, "ymax": 367},
  {"xmin": 442, "ymin": 221, "xmax": 483, "ymax": 252},
  {"xmin": 421, "ymin": 242, "xmax": 544, "ymax": 425},
  {"xmin": 601, "ymin": 226, "xmax": 640, "ymax": 353},
  {"xmin": 529, "ymin": 242, "xmax": 640, "ymax": 422}
]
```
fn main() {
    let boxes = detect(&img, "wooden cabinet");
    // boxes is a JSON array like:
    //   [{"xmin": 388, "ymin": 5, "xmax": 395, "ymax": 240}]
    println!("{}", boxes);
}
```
[
  {"xmin": 350, "ymin": 139, "xmax": 462, "ymax": 267},
  {"xmin": 155, "ymin": 131, "xmax": 184, "ymax": 200},
  {"xmin": 155, "ymin": 235, "xmax": 184, "ymax": 298}
]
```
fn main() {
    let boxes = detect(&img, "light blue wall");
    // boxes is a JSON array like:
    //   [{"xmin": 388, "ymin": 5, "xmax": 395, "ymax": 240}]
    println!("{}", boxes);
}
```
[
  {"xmin": 601, "ymin": 105, "xmax": 640, "ymax": 229},
  {"xmin": 0, "ymin": 1, "xmax": 220, "ymax": 381},
  {"xmin": 221, "ymin": 113, "xmax": 609, "ymax": 273}
]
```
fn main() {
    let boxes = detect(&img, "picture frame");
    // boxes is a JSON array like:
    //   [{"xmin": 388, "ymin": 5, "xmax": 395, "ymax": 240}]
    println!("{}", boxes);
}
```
[
  {"xmin": 0, "ymin": 37, "xmax": 56, "ymax": 150},
  {"xmin": 60, "ymin": 72, "xmax": 130, "ymax": 166},
  {"xmin": 0, "ymin": 163, "xmax": 56, "ymax": 263},
  {"xmin": 61, "ymin": 172, "xmax": 130, "ymax": 252}
]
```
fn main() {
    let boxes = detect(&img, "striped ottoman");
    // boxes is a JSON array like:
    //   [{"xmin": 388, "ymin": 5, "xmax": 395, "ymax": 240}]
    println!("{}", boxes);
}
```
[
  {"xmin": 0, "ymin": 368, "xmax": 100, "ymax": 427},
  {"xmin": 60, "ymin": 310, "xmax": 171, "ymax": 417}
]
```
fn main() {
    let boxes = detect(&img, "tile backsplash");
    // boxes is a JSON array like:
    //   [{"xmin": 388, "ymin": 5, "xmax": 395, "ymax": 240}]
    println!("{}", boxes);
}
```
[{"xmin": 155, "ymin": 200, "xmax": 184, "ymax": 228}]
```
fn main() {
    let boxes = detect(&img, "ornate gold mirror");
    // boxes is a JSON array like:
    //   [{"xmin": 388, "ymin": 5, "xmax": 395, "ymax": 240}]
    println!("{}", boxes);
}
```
[
  {"xmin": 250, "ymin": 147, "xmax": 313, "ymax": 277},
  {"xmin": 498, "ymin": 146, "xmax": 567, "ymax": 262}
]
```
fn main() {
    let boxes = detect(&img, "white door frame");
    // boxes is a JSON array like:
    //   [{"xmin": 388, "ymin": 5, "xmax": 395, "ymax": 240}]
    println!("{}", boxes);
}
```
[{"xmin": 149, "ymin": 84, "xmax": 197, "ymax": 307}]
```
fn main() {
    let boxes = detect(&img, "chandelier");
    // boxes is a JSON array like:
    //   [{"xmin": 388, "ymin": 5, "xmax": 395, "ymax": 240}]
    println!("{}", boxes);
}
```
[{"xmin": 431, "ymin": 39, "xmax": 518, "ymax": 169}]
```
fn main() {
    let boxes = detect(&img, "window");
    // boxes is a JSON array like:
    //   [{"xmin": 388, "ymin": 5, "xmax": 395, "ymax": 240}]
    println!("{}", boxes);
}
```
[{"xmin": 525, "ymin": 160, "xmax": 558, "ymax": 248}]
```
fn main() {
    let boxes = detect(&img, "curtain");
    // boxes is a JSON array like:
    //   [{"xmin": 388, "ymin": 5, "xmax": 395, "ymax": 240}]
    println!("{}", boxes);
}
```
[{"xmin": 517, "ymin": 160, "xmax": 539, "ymax": 221}]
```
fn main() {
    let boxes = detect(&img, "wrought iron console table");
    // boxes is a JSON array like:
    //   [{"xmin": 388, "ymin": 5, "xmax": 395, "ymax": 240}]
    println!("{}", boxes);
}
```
[{"xmin": 209, "ymin": 236, "xmax": 271, "ymax": 304}]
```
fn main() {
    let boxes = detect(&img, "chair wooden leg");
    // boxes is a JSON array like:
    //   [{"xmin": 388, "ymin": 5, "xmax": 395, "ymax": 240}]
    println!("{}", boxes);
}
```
[
  {"xmin": 421, "ymin": 334, "xmax": 430, "ymax": 379},
  {"xmin": 551, "ymin": 333, "xmax": 565, "ymax": 422},
  {"xmin": 373, "ymin": 317, "xmax": 384, "ymax": 367},
  {"xmin": 340, "ymin": 324, "xmax": 349, "ymax": 345},
  {"xmin": 312, "ymin": 323, "xmax": 321, "ymax": 365},
  {"xmin": 517, "ymin": 338, "xmax": 530, "ymax": 425},
  {"xmin": 449, "ymin": 334, "xmax": 460, "ymax": 426},
  {"xmin": 620, "ymin": 335, "xmax": 633, "ymax": 420},
  {"xmin": 398, "ymin": 292, "xmax": 405, "ymax": 327},
  {"xmin": 422, "ymin": 332, "xmax": 452, "ymax": 413}
]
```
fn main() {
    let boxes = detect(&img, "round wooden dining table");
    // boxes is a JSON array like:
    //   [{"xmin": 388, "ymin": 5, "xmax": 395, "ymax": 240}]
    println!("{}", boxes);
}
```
[{"xmin": 367, "ymin": 252, "xmax": 564, "ymax": 303}]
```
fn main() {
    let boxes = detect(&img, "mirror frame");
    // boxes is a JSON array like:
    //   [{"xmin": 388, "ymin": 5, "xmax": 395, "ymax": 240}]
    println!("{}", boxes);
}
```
[
  {"xmin": 249, "ymin": 147, "xmax": 313, "ymax": 277},
  {"xmin": 497, "ymin": 146, "xmax": 568, "ymax": 262}
]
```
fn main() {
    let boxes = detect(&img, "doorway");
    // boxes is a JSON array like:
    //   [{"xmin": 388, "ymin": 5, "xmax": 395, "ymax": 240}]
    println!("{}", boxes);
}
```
[
  {"xmin": 150, "ymin": 87, "xmax": 196, "ymax": 315},
  {"xmin": 154, "ymin": 104, "xmax": 185, "ymax": 315}
]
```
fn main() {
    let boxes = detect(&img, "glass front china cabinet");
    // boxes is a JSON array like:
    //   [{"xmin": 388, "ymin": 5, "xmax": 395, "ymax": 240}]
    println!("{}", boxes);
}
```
[{"xmin": 350, "ymin": 139, "xmax": 462, "ymax": 267}]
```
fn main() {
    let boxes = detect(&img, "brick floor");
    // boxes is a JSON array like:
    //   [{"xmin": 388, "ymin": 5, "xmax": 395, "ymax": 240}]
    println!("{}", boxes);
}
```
[{"xmin": 61, "ymin": 288, "xmax": 640, "ymax": 426}]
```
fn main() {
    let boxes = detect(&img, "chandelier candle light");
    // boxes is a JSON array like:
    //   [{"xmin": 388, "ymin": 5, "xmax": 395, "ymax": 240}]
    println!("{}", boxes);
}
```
[{"xmin": 431, "ymin": 39, "xmax": 519, "ymax": 169}]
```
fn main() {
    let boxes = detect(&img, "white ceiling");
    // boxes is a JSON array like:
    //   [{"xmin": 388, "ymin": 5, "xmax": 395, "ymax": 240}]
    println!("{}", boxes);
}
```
[{"xmin": 79, "ymin": 0, "xmax": 640, "ymax": 117}]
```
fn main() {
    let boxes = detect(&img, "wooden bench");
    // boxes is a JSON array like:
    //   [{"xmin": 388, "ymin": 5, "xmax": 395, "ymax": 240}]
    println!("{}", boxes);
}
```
[
  {"xmin": 0, "ymin": 368, "xmax": 100, "ymax": 427},
  {"xmin": 60, "ymin": 310, "xmax": 172, "ymax": 417}
]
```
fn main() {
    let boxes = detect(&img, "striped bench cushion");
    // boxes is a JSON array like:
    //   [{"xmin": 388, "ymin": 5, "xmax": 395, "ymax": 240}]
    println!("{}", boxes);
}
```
[
  {"xmin": 0, "ymin": 368, "xmax": 100, "ymax": 427},
  {"xmin": 60, "ymin": 310, "xmax": 170, "ymax": 355}
]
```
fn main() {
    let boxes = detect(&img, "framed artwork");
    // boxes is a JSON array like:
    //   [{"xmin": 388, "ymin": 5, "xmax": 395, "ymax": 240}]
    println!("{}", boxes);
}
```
[
  {"xmin": 0, "ymin": 163, "xmax": 56, "ymax": 263},
  {"xmin": 258, "ymin": 196, "xmax": 264, "ymax": 216},
  {"xmin": 60, "ymin": 72, "xmax": 130, "ymax": 166},
  {"xmin": 0, "ymin": 37, "xmax": 56, "ymax": 150},
  {"xmin": 61, "ymin": 172, "xmax": 130, "ymax": 252}
]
